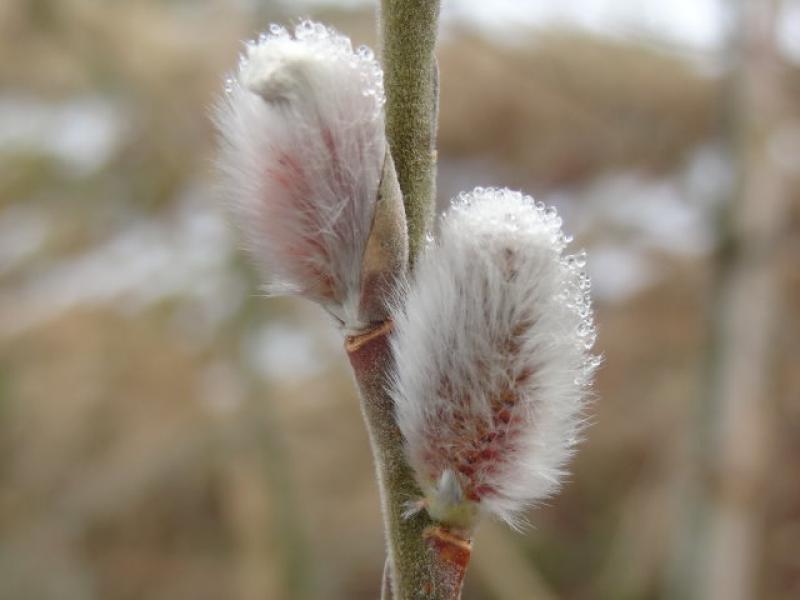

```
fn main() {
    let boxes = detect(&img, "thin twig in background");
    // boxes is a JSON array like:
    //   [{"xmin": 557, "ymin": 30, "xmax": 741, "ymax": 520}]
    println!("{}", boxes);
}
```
[
  {"xmin": 704, "ymin": 0, "xmax": 789, "ymax": 598},
  {"xmin": 667, "ymin": 1, "xmax": 790, "ymax": 598}
]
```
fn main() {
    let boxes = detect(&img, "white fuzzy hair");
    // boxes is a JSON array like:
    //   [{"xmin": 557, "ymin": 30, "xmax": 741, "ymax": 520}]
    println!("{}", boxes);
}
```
[
  {"xmin": 391, "ymin": 187, "xmax": 600, "ymax": 528},
  {"xmin": 214, "ymin": 21, "xmax": 386, "ymax": 329}
]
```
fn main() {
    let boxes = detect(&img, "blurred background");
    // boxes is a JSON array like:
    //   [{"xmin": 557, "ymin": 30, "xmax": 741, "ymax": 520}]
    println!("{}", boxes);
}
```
[{"xmin": 0, "ymin": 0, "xmax": 798, "ymax": 598}]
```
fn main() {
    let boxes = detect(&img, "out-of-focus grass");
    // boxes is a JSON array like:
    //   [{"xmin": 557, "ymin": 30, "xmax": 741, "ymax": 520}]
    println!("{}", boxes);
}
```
[
  {"xmin": 438, "ymin": 30, "xmax": 717, "ymax": 189},
  {"xmin": 0, "ymin": 1, "xmax": 798, "ymax": 599}
]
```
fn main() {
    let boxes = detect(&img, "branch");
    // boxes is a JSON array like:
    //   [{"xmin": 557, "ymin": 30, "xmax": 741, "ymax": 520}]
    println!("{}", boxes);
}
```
[
  {"xmin": 379, "ymin": 0, "xmax": 441, "ymax": 264},
  {"xmin": 360, "ymin": 4, "xmax": 472, "ymax": 596},
  {"xmin": 346, "ymin": 321, "xmax": 470, "ymax": 600}
]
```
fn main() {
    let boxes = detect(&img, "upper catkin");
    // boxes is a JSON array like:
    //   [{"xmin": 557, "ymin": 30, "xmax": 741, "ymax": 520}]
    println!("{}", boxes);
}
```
[
  {"xmin": 214, "ymin": 21, "xmax": 387, "ymax": 330},
  {"xmin": 390, "ymin": 187, "xmax": 600, "ymax": 529}
]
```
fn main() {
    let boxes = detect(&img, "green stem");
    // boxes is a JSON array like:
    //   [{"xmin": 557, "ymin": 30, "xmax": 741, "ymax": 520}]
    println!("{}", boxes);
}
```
[
  {"xmin": 346, "ymin": 323, "xmax": 470, "ymax": 599},
  {"xmin": 379, "ymin": 0, "xmax": 441, "ymax": 264},
  {"xmin": 356, "ymin": 4, "xmax": 469, "ymax": 596}
]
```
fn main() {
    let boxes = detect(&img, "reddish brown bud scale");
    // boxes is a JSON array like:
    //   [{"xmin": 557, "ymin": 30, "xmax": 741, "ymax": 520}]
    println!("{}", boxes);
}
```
[
  {"xmin": 345, "ymin": 318, "xmax": 394, "ymax": 357},
  {"xmin": 423, "ymin": 526, "xmax": 472, "ymax": 599}
]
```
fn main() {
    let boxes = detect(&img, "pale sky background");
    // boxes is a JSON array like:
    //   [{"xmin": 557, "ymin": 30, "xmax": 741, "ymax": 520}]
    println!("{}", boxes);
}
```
[{"xmin": 282, "ymin": 0, "xmax": 800, "ymax": 61}]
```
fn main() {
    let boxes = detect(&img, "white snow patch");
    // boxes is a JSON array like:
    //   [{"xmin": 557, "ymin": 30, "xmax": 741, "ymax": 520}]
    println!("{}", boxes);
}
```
[{"xmin": 0, "ymin": 95, "xmax": 126, "ymax": 175}]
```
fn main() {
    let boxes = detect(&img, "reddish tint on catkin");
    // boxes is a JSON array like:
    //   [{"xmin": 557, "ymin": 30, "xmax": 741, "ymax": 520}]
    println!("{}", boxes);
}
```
[
  {"xmin": 214, "ymin": 21, "xmax": 387, "ymax": 330},
  {"xmin": 391, "ymin": 188, "xmax": 600, "ymax": 530}
]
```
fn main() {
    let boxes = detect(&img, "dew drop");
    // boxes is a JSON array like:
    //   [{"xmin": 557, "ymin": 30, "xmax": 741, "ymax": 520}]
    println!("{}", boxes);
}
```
[
  {"xmin": 356, "ymin": 45, "xmax": 375, "ymax": 61},
  {"xmin": 573, "ymin": 250, "xmax": 587, "ymax": 268},
  {"xmin": 296, "ymin": 20, "xmax": 314, "ymax": 39}
]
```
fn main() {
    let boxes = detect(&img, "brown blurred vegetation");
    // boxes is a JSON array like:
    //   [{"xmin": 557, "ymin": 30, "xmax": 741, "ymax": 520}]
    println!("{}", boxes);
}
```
[
  {"xmin": 0, "ymin": 1, "xmax": 798, "ymax": 599},
  {"xmin": 438, "ymin": 31, "xmax": 717, "ymax": 187}
]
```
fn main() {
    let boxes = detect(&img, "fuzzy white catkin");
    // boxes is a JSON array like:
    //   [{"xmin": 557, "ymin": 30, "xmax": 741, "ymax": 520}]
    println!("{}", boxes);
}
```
[
  {"xmin": 391, "ymin": 187, "xmax": 600, "ymax": 529},
  {"xmin": 214, "ymin": 21, "xmax": 386, "ymax": 329}
]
